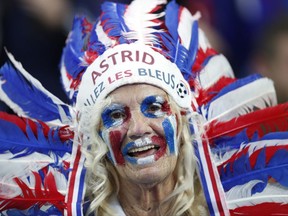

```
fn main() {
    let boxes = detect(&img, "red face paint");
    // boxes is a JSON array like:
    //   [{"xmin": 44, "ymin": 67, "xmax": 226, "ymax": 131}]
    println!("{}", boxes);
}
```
[
  {"xmin": 151, "ymin": 135, "xmax": 167, "ymax": 161},
  {"xmin": 109, "ymin": 130, "xmax": 125, "ymax": 165}
]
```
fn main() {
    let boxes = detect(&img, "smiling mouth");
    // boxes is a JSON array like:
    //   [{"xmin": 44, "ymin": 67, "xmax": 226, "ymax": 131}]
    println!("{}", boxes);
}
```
[{"xmin": 127, "ymin": 144, "xmax": 160, "ymax": 157}]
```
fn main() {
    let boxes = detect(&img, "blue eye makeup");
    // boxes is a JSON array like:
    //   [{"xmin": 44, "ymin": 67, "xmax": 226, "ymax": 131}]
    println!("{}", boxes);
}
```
[
  {"xmin": 141, "ymin": 95, "xmax": 167, "ymax": 118},
  {"xmin": 101, "ymin": 104, "xmax": 128, "ymax": 128}
]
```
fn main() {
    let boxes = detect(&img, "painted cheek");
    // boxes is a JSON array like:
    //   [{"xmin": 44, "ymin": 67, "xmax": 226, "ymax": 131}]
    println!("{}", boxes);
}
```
[
  {"xmin": 162, "ymin": 115, "xmax": 178, "ymax": 155},
  {"xmin": 101, "ymin": 127, "xmax": 128, "ymax": 165},
  {"xmin": 109, "ymin": 130, "xmax": 125, "ymax": 165},
  {"xmin": 151, "ymin": 136, "xmax": 167, "ymax": 160},
  {"xmin": 162, "ymin": 101, "xmax": 172, "ymax": 115}
]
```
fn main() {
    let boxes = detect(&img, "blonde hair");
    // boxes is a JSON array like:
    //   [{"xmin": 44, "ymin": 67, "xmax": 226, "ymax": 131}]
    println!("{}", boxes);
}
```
[{"xmin": 81, "ymin": 95, "xmax": 208, "ymax": 216}]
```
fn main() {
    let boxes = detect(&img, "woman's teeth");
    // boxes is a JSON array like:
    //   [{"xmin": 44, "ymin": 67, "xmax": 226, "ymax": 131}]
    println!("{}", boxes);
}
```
[{"xmin": 128, "ymin": 145, "xmax": 159, "ymax": 157}]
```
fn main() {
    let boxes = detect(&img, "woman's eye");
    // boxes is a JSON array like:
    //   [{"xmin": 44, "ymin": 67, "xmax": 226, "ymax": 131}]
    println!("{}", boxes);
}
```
[
  {"xmin": 147, "ymin": 103, "xmax": 162, "ymax": 113},
  {"xmin": 110, "ymin": 110, "xmax": 126, "ymax": 120}
]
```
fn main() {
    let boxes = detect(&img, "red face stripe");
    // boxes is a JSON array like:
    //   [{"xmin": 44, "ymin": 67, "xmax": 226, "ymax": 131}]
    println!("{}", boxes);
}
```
[{"xmin": 109, "ymin": 130, "xmax": 125, "ymax": 165}]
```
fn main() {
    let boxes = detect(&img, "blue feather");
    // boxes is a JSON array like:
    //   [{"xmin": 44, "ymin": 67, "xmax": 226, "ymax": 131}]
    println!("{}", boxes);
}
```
[
  {"xmin": 4, "ymin": 206, "xmax": 62, "ymax": 216},
  {"xmin": 165, "ymin": 0, "xmax": 180, "ymax": 40},
  {"xmin": 164, "ymin": 1, "xmax": 187, "ymax": 68},
  {"xmin": 0, "ymin": 114, "xmax": 72, "ymax": 158},
  {"xmin": 88, "ymin": 21, "xmax": 106, "ymax": 55},
  {"xmin": 164, "ymin": 1, "xmax": 198, "ymax": 80},
  {"xmin": 61, "ymin": 16, "xmax": 88, "ymax": 79},
  {"xmin": 211, "ymin": 130, "xmax": 248, "ymax": 157},
  {"xmin": 101, "ymin": 2, "xmax": 130, "ymax": 44},
  {"xmin": 187, "ymin": 21, "xmax": 199, "ymax": 71},
  {"xmin": 0, "ymin": 60, "xmax": 72, "ymax": 123}
]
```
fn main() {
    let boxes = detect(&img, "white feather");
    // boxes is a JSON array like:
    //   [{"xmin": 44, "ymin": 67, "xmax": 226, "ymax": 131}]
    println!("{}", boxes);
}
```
[
  {"xmin": 96, "ymin": 21, "xmax": 116, "ymax": 48},
  {"xmin": 226, "ymin": 181, "xmax": 288, "ymax": 209},
  {"xmin": 123, "ymin": 0, "xmax": 166, "ymax": 44},
  {"xmin": 0, "ymin": 151, "xmax": 71, "ymax": 198},
  {"xmin": 178, "ymin": 9, "xmax": 201, "ymax": 50},
  {"xmin": 198, "ymin": 28, "xmax": 212, "ymax": 52},
  {"xmin": 1, "ymin": 51, "xmax": 74, "ymax": 126},
  {"xmin": 0, "ymin": 152, "xmax": 52, "ymax": 197},
  {"xmin": 197, "ymin": 54, "xmax": 234, "ymax": 90},
  {"xmin": 60, "ymin": 62, "xmax": 74, "ymax": 99},
  {"xmin": 46, "ymin": 167, "xmax": 68, "ymax": 195},
  {"xmin": 204, "ymin": 77, "xmax": 276, "ymax": 122}
]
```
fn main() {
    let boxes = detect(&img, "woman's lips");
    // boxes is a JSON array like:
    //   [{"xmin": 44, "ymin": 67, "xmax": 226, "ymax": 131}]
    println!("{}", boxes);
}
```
[
  {"xmin": 122, "ymin": 136, "xmax": 167, "ymax": 164},
  {"xmin": 127, "ymin": 144, "xmax": 160, "ymax": 158}
]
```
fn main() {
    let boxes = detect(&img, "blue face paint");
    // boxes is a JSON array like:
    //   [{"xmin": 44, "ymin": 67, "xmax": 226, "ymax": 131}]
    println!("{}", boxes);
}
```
[
  {"xmin": 101, "ymin": 104, "xmax": 127, "ymax": 128},
  {"xmin": 140, "ymin": 95, "xmax": 166, "ymax": 118},
  {"xmin": 162, "ymin": 115, "xmax": 177, "ymax": 155}
]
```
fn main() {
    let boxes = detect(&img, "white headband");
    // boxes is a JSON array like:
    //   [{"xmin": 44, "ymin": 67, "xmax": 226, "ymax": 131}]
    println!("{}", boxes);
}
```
[{"xmin": 77, "ymin": 43, "xmax": 192, "ymax": 110}]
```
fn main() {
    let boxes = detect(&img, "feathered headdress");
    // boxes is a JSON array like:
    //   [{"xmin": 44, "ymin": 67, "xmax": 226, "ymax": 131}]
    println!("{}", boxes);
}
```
[{"xmin": 1, "ymin": 0, "xmax": 288, "ymax": 215}]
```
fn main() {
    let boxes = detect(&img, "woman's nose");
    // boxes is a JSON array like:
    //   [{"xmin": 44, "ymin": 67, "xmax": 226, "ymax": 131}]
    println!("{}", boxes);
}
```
[{"xmin": 127, "ymin": 111, "xmax": 152, "ymax": 140}]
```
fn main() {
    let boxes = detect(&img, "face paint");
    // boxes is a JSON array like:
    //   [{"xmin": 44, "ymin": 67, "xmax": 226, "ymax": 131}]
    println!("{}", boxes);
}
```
[
  {"xmin": 101, "ymin": 104, "xmax": 130, "ymax": 165},
  {"xmin": 162, "ymin": 115, "xmax": 178, "ymax": 155},
  {"xmin": 122, "ymin": 136, "xmax": 167, "ymax": 165},
  {"xmin": 141, "ymin": 96, "xmax": 172, "ymax": 118},
  {"xmin": 101, "ymin": 104, "xmax": 130, "ymax": 128},
  {"xmin": 141, "ymin": 96, "xmax": 177, "ymax": 156},
  {"xmin": 100, "ymin": 93, "xmax": 177, "ymax": 166}
]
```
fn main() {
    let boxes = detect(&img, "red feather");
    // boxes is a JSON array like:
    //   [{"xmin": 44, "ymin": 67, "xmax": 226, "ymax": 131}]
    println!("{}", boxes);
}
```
[
  {"xmin": 230, "ymin": 202, "xmax": 288, "ymax": 215},
  {"xmin": 206, "ymin": 102, "xmax": 288, "ymax": 143},
  {"xmin": 196, "ymin": 76, "xmax": 236, "ymax": 106},
  {"xmin": 192, "ymin": 47, "xmax": 218, "ymax": 72},
  {"xmin": 0, "ymin": 171, "xmax": 66, "ymax": 212}
]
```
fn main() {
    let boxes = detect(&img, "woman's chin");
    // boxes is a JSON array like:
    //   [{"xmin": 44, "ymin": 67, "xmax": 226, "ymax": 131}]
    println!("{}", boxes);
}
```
[{"xmin": 117, "ymin": 154, "xmax": 177, "ymax": 186}]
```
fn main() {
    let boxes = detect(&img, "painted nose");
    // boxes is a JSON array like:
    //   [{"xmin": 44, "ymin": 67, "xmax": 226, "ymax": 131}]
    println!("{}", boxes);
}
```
[{"xmin": 127, "ymin": 111, "xmax": 152, "ymax": 140}]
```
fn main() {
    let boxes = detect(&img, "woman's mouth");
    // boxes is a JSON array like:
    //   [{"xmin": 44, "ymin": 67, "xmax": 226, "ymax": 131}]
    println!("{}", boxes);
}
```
[
  {"xmin": 127, "ymin": 144, "xmax": 160, "ymax": 158},
  {"xmin": 122, "ymin": 136, "xmax": 166, "ymax": 165}
]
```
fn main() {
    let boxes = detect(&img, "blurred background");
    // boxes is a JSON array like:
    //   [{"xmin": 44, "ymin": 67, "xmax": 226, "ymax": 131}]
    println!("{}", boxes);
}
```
[{"xmin": 1, "ymin": 0, "xmax": 288, "ymax": 112}]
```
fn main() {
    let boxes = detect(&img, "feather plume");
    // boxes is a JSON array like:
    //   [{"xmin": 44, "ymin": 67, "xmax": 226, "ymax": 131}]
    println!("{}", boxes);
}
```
[
  {"xmin": 123, "ymin": 0, "xmax": 166, "ymax": 45},
  {"xmin": 194, "ymin": 54, "xmax": 234, "ymax": 92},
  {"xmin": 60, "ymin": 16, "xmax": 92, "ymax": 103},
  {"xmin": 196, "ymin": 76, "xmax": 236, "ymax": 107},
  {"xmin": 0, "ymin": 52, "xmax": 73, "ymax": 125},
  {"xmin": 0, "ymin": 170, "xmax": 66, "ymax": 214},
  {"xmin": 101, "ymin": 1, "xmax": 129, "ymax": 44},
  {"xmin": 0, "ymin": 112, "xmax": 72, "ymax": 214},
  {"xmin": 0, "ymin": 112, "xmax": 72, "ymax": 158},
  {"xmin": 61, "ymin": 16, "xmax": 90, "ymax": 79},
  {"xmin": 218, "ymin": 137, "xmax": 288, "ymax": 193},
  {"xmin": 227, "ymin": 181, "xmax": 288, "ymax": 214},
  {"xmin": 164, "ymin": 1, "xmax": 200, "ymax": 79},
  {"xmin": 178, "ymin": 8, "xmax": 200, "ymax": 74},
  {"xmin": 230, "ymin": 202, "xmax": 288, "ymax": 215},
  {"xmin": 164, "ymin": 1, "xmax": 189, "ymax": 71},
  {"xmin": 207, "ymin": 102, "xmax": 288, "ymax": 143},
  {"xmin": 202, "ymin": 74, "xmax": 276, "ymax": 122}
]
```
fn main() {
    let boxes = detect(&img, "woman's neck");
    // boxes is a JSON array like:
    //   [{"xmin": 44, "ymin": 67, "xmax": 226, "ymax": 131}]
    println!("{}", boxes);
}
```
[{"xmin": 118, "ymin": 175, "xmax": 176, "ymax": 216}]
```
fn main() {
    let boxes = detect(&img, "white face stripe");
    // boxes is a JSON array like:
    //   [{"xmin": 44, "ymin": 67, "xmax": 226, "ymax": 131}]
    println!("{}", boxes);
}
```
[{"xmin": 136, "ymin": 155, "xmax": 155, "ymax": 165}]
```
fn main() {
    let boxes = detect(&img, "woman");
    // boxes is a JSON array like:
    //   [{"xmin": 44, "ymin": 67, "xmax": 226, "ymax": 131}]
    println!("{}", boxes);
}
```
[
  {"xmin": 1, "ymin": 0, "xmax": 288, "ymax": 215},
  {"xmin": 69, "ymin": 1, "xmax": 210, "ymax": 214}
]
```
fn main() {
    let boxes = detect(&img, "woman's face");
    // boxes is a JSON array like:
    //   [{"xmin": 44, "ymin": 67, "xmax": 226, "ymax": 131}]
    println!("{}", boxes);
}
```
[{"xmin": 99, "ymin": 84, "xmax": 178, "ymax": 184}]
